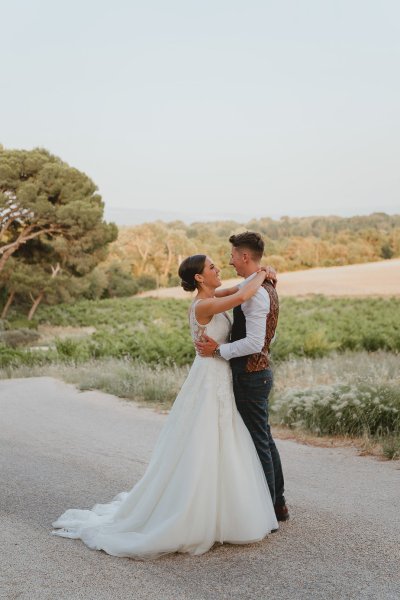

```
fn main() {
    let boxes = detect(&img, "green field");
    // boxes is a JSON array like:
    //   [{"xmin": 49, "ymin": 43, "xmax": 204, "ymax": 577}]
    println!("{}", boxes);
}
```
[{"xmin": 1, "ymin": 295, "xmax": 400, "ymax": 367}]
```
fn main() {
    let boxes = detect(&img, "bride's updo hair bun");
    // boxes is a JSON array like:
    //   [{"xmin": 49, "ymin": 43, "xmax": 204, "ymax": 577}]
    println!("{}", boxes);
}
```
[{"xmin": 178, "ymin": 254, "xmax": 206, "ymax": 292}]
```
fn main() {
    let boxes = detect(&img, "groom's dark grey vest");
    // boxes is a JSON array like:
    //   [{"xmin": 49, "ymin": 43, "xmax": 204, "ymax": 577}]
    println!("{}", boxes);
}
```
[{"xmin": 230, "ymin": 281, "xmax": 279, "ymax": 372}]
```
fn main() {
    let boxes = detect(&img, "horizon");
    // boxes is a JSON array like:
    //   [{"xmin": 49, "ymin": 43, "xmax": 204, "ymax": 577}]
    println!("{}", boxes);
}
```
[{"xmin": 105, "ymin": 206, "xmax": 399, "ymax": 227}]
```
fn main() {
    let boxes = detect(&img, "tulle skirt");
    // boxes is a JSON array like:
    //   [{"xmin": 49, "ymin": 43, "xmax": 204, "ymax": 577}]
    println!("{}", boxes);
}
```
[{"xmin": 52, "ymin": 356, "xmax": 278, "ymax": 558}]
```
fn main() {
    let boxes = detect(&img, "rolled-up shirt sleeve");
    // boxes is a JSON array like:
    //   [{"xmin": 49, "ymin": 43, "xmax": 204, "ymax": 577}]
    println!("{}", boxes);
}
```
[{"xmin": 219, "ymin": 288, "xmax": 270, "ymax": 361}]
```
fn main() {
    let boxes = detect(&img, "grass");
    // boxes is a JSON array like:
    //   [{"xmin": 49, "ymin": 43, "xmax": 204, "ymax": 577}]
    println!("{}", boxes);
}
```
[
  {"xmin": 270, "ymin": 351, "xmax": 400, "ymax": 459},
  {"xmin": 0, "ymin": 358, "xmax": 188, "ymax": 409},
  {"xmin": 272, "ymin": 296, "xmax": 400, "ymax": 360}
]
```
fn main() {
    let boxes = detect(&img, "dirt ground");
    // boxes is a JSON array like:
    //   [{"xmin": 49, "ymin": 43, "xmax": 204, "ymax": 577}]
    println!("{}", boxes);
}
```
[{"xmin": 139, "ymin": 258, "xmax": 400, "ymax": 299}]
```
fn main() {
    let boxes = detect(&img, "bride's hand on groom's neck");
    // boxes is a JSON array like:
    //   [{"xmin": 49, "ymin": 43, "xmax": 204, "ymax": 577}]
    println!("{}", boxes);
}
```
[{"xmin": 258, "ymin": 265, "xmax": 277, "ymax": 288}]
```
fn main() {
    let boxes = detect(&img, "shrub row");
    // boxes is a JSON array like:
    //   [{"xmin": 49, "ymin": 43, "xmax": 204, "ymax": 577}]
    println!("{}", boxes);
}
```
[{"xmin": 1, "ymin": 296, "xmax": 399, "ymax": 368}]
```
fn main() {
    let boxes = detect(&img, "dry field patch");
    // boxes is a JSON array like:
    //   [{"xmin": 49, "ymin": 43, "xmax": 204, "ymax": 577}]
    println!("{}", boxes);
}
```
[{"xmin": 139, "ymin": 258, "xmax": 400, "ymax": 299}]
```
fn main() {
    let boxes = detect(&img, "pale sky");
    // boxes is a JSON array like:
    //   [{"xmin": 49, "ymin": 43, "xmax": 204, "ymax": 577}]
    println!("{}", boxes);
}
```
[{"xmin": 1, "ymin": 0, "xmax": 399, "ymax": 224}]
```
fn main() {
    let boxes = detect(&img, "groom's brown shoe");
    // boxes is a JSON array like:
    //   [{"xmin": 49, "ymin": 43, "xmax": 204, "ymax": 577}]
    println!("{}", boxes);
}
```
[{"xmin": 274, "ymin": 504, "xmax": 289, "ymax": 522}]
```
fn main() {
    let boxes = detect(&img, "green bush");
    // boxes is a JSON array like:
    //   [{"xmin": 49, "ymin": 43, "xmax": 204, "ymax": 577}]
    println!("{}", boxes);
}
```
[
  {"xmin": 103, "ymin": 263, "xmax": 139, "ymax": 298},
  {"xmin": 135, "ymin": 274, "xmax": 157, "ymax": 291},
  {"xmin": 7, "ymin": 317, "xmax": 38, "ymax": 330},
  {"xmin": 0, "ymin": 329, "xmax": 40, "ymax": 348},
  {"xmin": 0, "ymin": 344, "xmax": 53, "ymax": 368},
  {"xmin": 55, "ymin": 338, "xmax": 91, "ymax": 362},
  {"xmin": 303, "ymin": 329, "xmax": 338, "ymax": 358},
  {"xmin": 381, "ymin": 435, "xmax": 400, "ymax": 460}
]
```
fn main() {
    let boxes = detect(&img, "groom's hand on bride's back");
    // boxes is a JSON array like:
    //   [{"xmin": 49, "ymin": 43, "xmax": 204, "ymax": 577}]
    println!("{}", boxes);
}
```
[{"xmin": 195, "ymin": 335, "xmax": 218, "ymax": 357}]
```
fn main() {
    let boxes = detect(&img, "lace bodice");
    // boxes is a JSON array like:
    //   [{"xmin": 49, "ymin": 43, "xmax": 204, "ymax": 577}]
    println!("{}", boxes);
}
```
[{"xmin": 189, "ymin": 300, "xmax": 232, "ymax": 348}]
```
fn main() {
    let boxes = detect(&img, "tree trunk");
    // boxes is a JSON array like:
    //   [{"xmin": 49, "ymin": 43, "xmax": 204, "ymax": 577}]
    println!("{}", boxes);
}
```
[
  {"xmin": 135, "ymin": 243, "xmax": 149, "ymax": 276},
  {"xmin": 162, "ymin": 241, "xmax": 173, "ymax": 284},
  {"xmin": 1, "ymin": 289, "xmax": 15, "ymax": 319},
  {"xmin": 0, "ymin": 247, "xmax": 16, "ymax": 274},
  {"xmin": 28, "ymin": 290, "xmax": 45, "ymax": 321},
  {"xmin": 27, "ymin": 263, "xmax": 60, "ymax": 320},
  {"xmin": 0, "ymin": 224, "xmax": 60, "ymax": 274}
]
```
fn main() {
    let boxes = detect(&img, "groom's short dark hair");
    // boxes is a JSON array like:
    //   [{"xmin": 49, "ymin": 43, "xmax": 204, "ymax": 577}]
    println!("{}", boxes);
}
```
[{"xmin": 229, "ymin": 231, "xmax": 264, "ymax": 260}]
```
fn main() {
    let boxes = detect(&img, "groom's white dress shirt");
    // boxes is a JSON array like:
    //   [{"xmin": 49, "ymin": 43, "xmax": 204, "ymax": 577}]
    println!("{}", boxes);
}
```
[{"xmin": 219, "ymin": 272, "xmax": 271, "ymax": 361}]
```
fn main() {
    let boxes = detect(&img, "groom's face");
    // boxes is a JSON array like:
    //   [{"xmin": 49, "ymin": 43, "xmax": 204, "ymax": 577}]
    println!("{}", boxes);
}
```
[{"xmin": 229, "ymin": 246, "xmax": 245, "ymax": 277}]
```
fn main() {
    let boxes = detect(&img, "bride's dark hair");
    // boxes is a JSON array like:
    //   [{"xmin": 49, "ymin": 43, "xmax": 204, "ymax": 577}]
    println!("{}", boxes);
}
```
[{"xmin": 178, "ymin": 255, "xmax": 206, "ymax": 292}]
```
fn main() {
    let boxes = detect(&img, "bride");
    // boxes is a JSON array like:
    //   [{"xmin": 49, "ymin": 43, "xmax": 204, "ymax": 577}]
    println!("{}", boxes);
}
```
[{"xmin": 52, "ymin": 254, "xmax": 278, "ymax": 558}]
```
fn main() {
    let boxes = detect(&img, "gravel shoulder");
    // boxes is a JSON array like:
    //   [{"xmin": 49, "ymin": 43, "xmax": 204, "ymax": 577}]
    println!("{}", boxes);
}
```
[{"xmin": 1, "ymin": 377, "xmax": 399, "ymax": 600}]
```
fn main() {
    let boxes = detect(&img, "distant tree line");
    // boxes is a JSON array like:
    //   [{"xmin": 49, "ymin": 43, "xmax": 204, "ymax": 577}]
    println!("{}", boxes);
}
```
[{"xmin": 102, "ymin": 212, "xmax": 400, "ymax": 291}]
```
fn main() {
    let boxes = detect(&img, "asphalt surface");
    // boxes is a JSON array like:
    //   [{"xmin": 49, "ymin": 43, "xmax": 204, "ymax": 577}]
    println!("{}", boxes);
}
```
[{"xmin": 1, "ymin": 377, "xmax": 399, "ymax": 600}]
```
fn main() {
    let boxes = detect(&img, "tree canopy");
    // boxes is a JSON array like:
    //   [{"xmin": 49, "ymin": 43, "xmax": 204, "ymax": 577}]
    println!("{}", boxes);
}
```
[{"xmin": 0, "ymin": 147, "xmax": 117, "ymax": 317}]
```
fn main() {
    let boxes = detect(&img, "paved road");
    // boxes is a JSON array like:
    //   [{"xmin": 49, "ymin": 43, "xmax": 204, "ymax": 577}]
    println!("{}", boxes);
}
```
[{"xmin": 1, "ymin": 377, "xmax": 399, "ymax": 600}]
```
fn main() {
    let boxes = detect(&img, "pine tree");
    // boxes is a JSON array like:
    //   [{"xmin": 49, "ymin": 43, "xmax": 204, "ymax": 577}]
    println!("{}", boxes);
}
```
[
  {"xmin": 0, "ymin": 147, "xmax": 117, "ymax": 317},
  {"xmin": 0, "ymin": 147, "xmax": 117, "ymax": 275}
]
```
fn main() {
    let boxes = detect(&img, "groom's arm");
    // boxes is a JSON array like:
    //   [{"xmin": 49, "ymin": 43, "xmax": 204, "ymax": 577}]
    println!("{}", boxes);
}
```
[
  {"xmin": 218, "ymin": 291, "xmax": 269, "ymax": 361},
  {"xmin": 195, "ymin": 290, "xmax": 269, "ymax": 359}
]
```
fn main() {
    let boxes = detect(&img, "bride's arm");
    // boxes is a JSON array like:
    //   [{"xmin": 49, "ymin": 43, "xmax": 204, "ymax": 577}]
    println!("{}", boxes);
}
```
[
  {"xmin": 195, "ymin": 271, "xmax": 266, "ymax": 323},
  {"xmin": 214, "ymin": 266, "xmax": 277, "ymax": 297},
  {"xmin": 214, "ymin": 285, "xmax": 240, "ymax": 298}
]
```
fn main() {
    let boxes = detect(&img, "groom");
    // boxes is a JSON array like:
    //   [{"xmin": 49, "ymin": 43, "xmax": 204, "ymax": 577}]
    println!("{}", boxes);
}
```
[{"xmin": 196, "ymin": 231, "xmax": 288, "ymax": 521}]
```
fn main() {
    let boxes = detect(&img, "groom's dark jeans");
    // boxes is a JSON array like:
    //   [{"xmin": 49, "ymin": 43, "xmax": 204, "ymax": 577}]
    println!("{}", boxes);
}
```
[{"xmin": 232, "ymin": 367, "xmax": 285, "ymax": 507}]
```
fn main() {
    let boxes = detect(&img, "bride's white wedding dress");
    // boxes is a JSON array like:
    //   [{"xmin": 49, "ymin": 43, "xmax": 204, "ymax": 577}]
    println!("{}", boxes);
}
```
[{"xmin": 52, "ymin": 301, "xmax": 278, "ymax": 558}]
